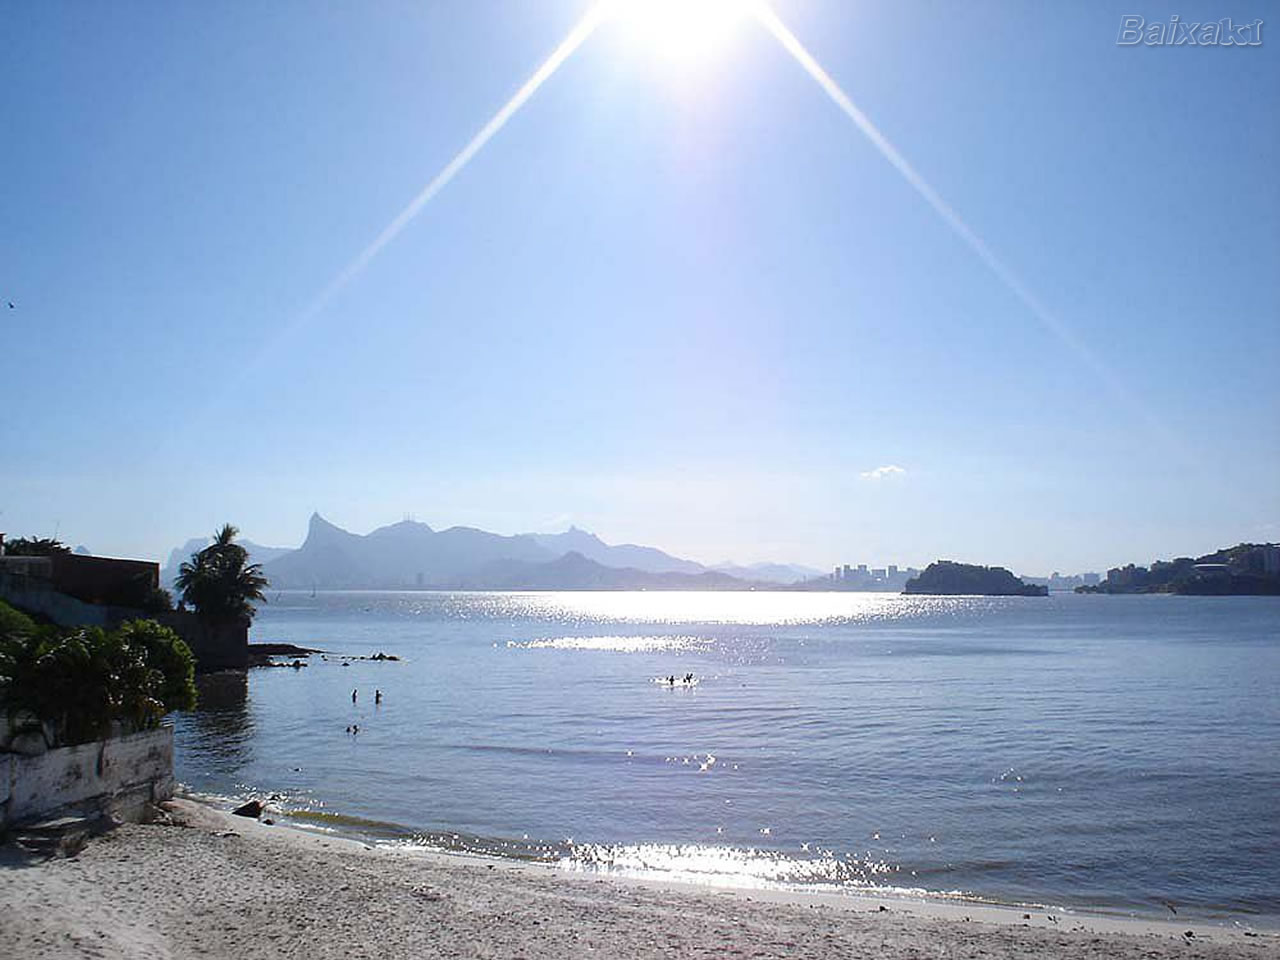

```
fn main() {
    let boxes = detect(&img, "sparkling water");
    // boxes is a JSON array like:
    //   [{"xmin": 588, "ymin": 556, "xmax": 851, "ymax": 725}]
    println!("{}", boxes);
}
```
[{"xmin": 172, "ymin": 591, "xmax": 1280, "ymax": 922}]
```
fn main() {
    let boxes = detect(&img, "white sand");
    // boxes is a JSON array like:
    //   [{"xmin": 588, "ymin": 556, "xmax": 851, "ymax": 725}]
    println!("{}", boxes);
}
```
[{"xmin": 1, "ymin": 800, "xmax": 1275, "ymax": 959}]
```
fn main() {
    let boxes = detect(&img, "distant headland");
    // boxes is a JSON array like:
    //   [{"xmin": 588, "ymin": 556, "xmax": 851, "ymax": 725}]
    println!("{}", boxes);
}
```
[
  {"xmin": 1076, "ymin": 543, "xmax": 1280, "ymax": 596},
  {"xmin": 903, "ymin": 561, "xmax": 1048, "ymax": 597}
]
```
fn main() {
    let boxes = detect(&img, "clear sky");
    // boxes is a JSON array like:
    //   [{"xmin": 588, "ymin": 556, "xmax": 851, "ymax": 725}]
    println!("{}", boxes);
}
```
[{"xmin": 2, "ymin": 0, "xmax": 1277, "ymax": 575}]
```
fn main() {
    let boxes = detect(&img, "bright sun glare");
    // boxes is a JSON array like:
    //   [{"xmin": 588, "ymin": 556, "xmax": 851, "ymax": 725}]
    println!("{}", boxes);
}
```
[{"xmin": 607, "ymin": 0, "xmax": 757, "ymax": 63}]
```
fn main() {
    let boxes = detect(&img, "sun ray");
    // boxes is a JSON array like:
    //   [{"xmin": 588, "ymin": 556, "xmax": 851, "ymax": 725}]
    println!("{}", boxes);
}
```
[
  {"xmin": 296, "ymin": 4, "xmax": 611, "ymax": 328},
  {"xmin": 751, "ymin": 4, "xmax": 1176, "ymax": 446},
  {"xmin": 190, "ymin": 6, "xmax": 609, "ymax": 437}
]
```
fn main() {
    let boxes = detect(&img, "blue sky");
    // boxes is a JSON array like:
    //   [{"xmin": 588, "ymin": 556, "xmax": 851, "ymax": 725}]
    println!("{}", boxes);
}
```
[{"xmin": 2, "ymin": 0, "xmax": 1276, "ymax": 575}]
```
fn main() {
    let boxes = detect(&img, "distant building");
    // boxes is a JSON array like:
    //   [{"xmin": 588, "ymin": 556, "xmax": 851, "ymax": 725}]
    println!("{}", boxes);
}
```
[
  {"xmin": 0, "ymin": 551, "xmax": 247, "ymax": 671},
  {"xmin": 1263, "ymin": 545, "xmax": 1280, "ymax": 575},
  {"xmin": 0, "ymin": 552, "xmax": 159, "ymax": 608},
  {"xmin": 1193, "ymin": 563, "xmax": 1230, "ymax": 577}
]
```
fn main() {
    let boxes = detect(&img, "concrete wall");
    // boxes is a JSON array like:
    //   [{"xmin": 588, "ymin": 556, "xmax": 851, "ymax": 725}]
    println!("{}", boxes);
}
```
[
  {"xmin": 1, "ymin": 727, "xmax": 174, "ymax": 830},
  {"xmin": 0, "ymin": 572, "xmax": 113, "ymax": 627}
]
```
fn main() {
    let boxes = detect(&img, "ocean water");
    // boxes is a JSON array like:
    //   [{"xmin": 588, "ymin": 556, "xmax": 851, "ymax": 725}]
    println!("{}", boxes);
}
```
[{"xmin": 172, "ymin": 591, "xmax": 1280, "ymax": 922}]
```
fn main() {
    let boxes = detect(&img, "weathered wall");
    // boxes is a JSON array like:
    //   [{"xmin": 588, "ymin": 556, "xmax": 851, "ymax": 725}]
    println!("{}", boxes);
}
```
[
  {"xmin": 0, "ymin": 572, "xmax": 112, "ymax": 627},
  {"xmin": 1, "ymin": 727, "xmax": 174, "ymax": 829}
]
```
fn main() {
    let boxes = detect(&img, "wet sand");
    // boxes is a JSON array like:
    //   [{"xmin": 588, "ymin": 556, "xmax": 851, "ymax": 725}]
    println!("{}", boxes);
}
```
[{"xmin": 0, "ymin": 800, "xmax": 1275, "ymax": 959}]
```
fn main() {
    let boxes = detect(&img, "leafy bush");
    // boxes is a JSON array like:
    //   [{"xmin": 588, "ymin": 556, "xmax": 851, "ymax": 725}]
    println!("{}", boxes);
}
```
[
  {"xmin": 0, "ymin": 617, "xmax": 197, "ymax": 748},
  {"xmin": 0, "ymin": 599, "xmax": 37, "ymax": 638}
]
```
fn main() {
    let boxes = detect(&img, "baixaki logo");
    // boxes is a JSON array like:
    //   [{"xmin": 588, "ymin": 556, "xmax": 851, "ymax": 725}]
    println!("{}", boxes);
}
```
[{"xmin": 1117, "ymin": 15, "xmax": 1263, "ymax": 46}]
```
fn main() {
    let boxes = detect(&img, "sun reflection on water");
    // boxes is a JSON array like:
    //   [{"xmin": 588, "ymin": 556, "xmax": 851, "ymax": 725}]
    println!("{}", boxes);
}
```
[
  {"xmin": 559, "ymin": 840, "xmax": 905, "ymax": 893},
  {"xmin": 497, "ymin": 592, "xmax": 970, "ymax": 626},
  {"xmin": 507, "ymin": 634, "xmax": 714, "ymax": 653}
]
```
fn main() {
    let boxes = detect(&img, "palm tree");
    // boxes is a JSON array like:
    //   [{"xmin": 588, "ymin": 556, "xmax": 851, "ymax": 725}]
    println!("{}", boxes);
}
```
[{"xmin": 176, "ymin": 524, "xmax": 269, "ymax": 624}]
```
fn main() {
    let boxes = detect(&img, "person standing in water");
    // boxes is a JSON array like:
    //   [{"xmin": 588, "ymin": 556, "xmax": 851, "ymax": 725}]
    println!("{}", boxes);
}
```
[
  {"xmin": 375, "ymin": 689, "xmax": 383, "ymax": 705},
  {"xmin": 351, "ymin": 688, "xmax": 357, "ymax": 704}
]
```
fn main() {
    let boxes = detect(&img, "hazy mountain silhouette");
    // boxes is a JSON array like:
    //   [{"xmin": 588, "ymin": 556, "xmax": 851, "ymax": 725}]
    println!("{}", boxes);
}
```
[
  {"xmin": 710, "ymin": 560, "xmax": 824, "ymax": 584},
  {"xmin": 527, "ymin": 526, "xmax": 705, "ymax": 575},
  {"xmin": 261, "ymin": 513, "xmax": 552, "ymax": 589},
  {"xmin": 452, "ymin": 551, "xmax": 756, "ymax": 591},
  {"xmin": 159, "ymin": 515, "xmax": 815, "ymax": 590}
]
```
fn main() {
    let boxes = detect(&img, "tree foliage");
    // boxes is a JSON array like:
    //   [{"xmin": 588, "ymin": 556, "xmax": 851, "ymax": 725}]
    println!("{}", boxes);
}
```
[
  {"xmin": 0, "ymin": 616, "xmax": 197, "ymax": 747},
  {"xmin": 3, "ymin": 536, "xmax": 71, "ymax": 556},
  {"xmin": 0, "ymin": 599, "xmax": 37, "ymax": 639},
  {"xmin": 176, "ymin": 524, "xmax": 269, "ymax": 624}
]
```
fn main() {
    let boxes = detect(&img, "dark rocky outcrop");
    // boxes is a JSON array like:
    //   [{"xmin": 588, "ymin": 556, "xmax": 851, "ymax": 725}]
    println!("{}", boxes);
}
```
[
  {"xmin": 231, "ymin": 800, "xmax": 263, "ymax": 819},
  {"xmin": 904, "ymin": 561, "xmax": 1047, "ymax": 597}
]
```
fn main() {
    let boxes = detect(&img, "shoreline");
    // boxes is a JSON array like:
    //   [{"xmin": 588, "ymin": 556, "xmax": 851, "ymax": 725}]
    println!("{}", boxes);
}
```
[
  {"xmin": 211, "ymin": 791, "xmax": 1278, "ymax": 935},
  {"xmin": 3, "ymin": 798, "xmax": 1275, "ymax": 959}
]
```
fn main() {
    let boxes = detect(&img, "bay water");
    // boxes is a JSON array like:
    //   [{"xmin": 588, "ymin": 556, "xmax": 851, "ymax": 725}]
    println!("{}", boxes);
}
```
[{"xmin": 172, "ymin": 591, "xmax": 1279, "ymax": 922}]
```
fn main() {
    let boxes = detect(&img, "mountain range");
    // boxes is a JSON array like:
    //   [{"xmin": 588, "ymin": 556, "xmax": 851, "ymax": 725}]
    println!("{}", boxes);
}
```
[{"xmin": 160, "ymin": 514, "xmax": 822, "ymax": 591}]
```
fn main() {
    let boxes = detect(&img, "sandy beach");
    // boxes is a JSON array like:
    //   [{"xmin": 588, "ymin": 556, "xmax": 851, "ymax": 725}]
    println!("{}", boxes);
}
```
[{"xmin": 1, "ymin": 799, "xmax": 1275, "ymax": 960}]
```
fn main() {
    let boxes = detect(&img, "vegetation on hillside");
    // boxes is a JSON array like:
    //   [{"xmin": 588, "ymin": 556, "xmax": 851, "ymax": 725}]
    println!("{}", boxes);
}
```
[
  {"xmin": 1077, "ymin": 543, "xmax": 1280, "ymax": 595},
  {"xmin": 904, "ymin": 561, "xmax": 1048, "ymax": 596},
  {"xmin": 176, "ymin": 524, "xmax": 269, "ymax": 624}
]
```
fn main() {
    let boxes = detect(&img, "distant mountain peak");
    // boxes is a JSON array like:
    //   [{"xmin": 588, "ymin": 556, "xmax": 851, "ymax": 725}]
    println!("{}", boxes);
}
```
[
  {"xmin": 304, "ymin": 512, "xmax": 358, "ymax": 547},
  {"xmin": 372, "ymin": 518, "xmax": 435, "ymax": 537}
]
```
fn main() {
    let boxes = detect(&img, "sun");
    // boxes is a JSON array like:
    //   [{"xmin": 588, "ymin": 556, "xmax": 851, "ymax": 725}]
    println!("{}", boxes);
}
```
[{"xmin": 606, "ymin": 0, "xmax": 757, "ymax": 64}]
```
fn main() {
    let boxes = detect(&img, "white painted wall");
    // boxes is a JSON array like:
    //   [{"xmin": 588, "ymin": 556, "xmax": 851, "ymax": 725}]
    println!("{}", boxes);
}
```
[{"xmin": 1, "ymin": 726, "xmax": 174, "ymax": 828}]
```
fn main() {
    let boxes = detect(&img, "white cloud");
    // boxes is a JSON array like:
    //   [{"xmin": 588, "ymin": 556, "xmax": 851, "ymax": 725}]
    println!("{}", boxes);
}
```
[{"xmin": 860, "ymin": 465, "xmax": 907, "ymax": 480}]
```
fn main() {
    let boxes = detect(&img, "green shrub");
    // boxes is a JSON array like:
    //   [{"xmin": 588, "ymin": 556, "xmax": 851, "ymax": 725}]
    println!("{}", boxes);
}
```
[
  {"xmin": 0, "ymin": 600, "xmax": 37, "ymax": 639},
  {"xmin": 0, "ymin": 618, "xmax": 197, "ymax": 748}
]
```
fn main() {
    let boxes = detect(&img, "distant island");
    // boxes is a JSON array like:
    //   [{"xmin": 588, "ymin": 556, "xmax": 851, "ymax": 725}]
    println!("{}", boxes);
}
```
[
  {"xmin": 1076, "ymin": 542, "xmax": 1280, "ymax": 596},
  {"xmin": 903, "ymin": 561, "xmax": 1048, "ymax": 597}
]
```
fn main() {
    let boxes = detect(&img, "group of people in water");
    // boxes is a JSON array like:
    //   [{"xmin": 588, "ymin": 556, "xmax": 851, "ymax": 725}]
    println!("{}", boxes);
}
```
[
  {"xmin": 346, "ymin": 688, "xmax": 383, "ymax": 735},
  {"xmin": 665, "ymin": 673, "xmax": 696, "ymax": 686}
]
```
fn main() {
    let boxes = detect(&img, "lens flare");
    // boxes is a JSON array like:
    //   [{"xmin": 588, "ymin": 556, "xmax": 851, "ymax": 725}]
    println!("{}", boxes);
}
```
[{"xmin": 606, "ymin": 0, "xmax": 756, "ymax": 63}]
